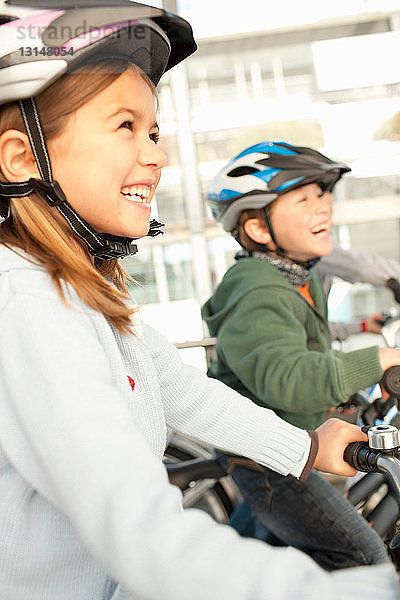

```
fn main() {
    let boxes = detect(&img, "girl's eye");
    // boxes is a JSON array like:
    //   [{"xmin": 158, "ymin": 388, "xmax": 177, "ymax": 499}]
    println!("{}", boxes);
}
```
[
  {"xmin": 150, "ymin": 131, "xmax": 160, "ymax": 144},
  {"xmin": 120, "ymin": 120, "xmax": 133, "ymax": 131}
]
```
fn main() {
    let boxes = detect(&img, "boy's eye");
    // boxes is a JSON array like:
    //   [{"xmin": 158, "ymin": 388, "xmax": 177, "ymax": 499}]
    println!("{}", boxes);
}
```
[
  {"xmin": 120, "ymin": 120, "xmax": 133, "ymax": 131},
  {"xmin": 150, "ymin": 131, "xmax": 160, "ymax": 144}
]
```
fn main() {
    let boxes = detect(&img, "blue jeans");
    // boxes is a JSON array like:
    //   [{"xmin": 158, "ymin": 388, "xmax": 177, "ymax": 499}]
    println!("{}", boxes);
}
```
[{"xmin": 218, "ymin": 456, "xmax": 387, "ymax": 571}]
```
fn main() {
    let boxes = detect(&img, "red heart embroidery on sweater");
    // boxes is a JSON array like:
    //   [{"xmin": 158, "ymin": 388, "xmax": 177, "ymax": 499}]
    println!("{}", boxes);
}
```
[{"xmin": 127, "ymin": 376, "xmax": 135, "ymax": 391}]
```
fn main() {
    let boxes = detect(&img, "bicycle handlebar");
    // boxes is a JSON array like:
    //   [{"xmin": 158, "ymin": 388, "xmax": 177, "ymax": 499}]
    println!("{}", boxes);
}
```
[
  {"xmin": 337, "ymin": 366, "xmax": 400, "ymax": 421},
  {"xmin": 344, "ymin": 424, "xmax": 400, "ymax": 504},
  {"xmin": 344, "ymin": 441, "xmax": 378, "ymax": 472}
]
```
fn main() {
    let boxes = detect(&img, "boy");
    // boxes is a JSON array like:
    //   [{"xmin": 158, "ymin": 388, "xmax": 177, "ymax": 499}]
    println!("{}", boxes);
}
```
[{"xmin": 201, "ymin": 140, "xmax": 399, "ymax": 569}]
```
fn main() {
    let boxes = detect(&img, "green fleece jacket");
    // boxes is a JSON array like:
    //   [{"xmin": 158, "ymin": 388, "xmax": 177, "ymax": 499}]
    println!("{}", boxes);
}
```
[{"xmin": 202, "ymin": 257, "xmax": 383, "ymax": 430}]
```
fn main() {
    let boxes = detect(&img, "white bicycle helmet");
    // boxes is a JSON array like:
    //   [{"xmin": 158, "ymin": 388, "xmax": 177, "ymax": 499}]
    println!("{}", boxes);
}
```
[
  {"xmin": 0, "ymin": 1, "xmax": 197, "ymax": 259},
  {"xmin": 0, "ymin": 0, "xmax": 42, "ymax": 24}
]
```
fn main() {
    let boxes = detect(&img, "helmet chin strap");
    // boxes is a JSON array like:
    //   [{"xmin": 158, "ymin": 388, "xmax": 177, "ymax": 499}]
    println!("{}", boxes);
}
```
[
  {"xmin": 262, "ymin": 207, "xmax": 320, "ymax": 270},
  {"xmin": 0, "ymin": 98, "xmax": 164, "ymax": 260}
]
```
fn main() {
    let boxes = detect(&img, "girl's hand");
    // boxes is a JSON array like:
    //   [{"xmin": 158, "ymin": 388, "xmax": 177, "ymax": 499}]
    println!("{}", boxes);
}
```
[{"xmin": 313, "ymin": 418, "xmax": 367, "ymax": 476}]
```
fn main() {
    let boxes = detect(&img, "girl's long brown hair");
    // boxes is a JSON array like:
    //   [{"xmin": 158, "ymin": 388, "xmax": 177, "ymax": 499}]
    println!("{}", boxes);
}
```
[{"xmin": 0, "ymin": 61, "xmax": 156, "ymax": 333}]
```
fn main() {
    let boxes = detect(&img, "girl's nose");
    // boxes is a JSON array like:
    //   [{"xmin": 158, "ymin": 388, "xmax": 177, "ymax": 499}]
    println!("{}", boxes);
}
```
[{"xmin": 139, "ymin": 140, "xmax": 167, "ymax": 171}]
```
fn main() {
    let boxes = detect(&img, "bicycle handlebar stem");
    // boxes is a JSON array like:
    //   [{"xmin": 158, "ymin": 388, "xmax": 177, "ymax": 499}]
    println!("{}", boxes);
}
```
[{"xmin": 375, "ymin": 454, "xmax": 400, "ymax": 500}]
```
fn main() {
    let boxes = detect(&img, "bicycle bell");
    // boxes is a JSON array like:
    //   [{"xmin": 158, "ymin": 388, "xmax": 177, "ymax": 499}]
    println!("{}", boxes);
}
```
[{"xmin": 367, "ymin": 425, "xmax": 399, "ymax": 451}]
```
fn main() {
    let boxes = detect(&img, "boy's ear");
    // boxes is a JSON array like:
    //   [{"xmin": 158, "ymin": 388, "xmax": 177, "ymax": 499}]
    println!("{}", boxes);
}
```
[
  {"xmin": 0, "ymin": 129, "xmax": 39, "ymax": 182},
  {"xmin": 244, "ymin": 217, "xmax": 272, "ymax": 245}
]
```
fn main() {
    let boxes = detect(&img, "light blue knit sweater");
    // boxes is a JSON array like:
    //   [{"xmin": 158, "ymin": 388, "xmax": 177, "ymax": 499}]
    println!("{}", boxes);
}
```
[{"xmin": 0, "ymin": 246, "xmax": 397, "ymax": 600}]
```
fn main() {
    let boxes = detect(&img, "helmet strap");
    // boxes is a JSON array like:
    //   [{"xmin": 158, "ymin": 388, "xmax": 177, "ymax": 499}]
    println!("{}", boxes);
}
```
[
  {"xmin": 262, "ymin": 206, "xmax": 320, "ymax": 270},
  {"xmin": 231, "ymin": 228, "xmax": 247, "ymax": 250},
  {"xmin": 0, "ymin": 98, "xmax": 166, "ymax": 260}
]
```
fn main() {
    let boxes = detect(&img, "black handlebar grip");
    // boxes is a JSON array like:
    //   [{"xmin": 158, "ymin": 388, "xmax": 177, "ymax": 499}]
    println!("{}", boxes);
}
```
[
  {"xmin": 344, "ymin": 441, "xmax": 366, "ymax": 469},
  {"xmin": 381, "ymin": 365, "xmax": 400, "ymax": 399},
  {"xmin": 386, "ymin": 278, "xmax": 400, "ymax": 304}
]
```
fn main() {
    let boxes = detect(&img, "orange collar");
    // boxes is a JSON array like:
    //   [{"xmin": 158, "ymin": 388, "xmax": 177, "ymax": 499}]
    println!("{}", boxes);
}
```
[{"xmin": 297, "ymin": 282, "xmax": 315, "ymax": 307}]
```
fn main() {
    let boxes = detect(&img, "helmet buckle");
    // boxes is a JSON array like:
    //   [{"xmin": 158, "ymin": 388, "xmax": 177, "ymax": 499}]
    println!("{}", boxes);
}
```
[{"xmin": 29, "ymin": 178, "xmax": 66, "ymax": 207}]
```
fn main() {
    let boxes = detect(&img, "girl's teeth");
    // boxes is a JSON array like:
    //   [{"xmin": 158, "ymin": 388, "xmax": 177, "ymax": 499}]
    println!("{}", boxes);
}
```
[{"xmin": 121, "ymin": 186, "xmax": 151, "ymax": 202}]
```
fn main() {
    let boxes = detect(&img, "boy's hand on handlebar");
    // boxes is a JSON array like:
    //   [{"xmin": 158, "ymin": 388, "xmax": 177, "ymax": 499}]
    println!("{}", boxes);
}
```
[
  {"xmin": 313, "ymin": 418, "xmax": 367, "ymax": 477},
  {"xmin": 379, "ymin": 348, "xmax": 400, "ymax": 372}
]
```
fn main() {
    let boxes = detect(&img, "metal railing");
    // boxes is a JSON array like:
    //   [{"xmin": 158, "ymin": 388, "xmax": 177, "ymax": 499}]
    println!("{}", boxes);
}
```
[{"xmin": 175, "ymin": 337, "xmax": 217, "ymax": 368}]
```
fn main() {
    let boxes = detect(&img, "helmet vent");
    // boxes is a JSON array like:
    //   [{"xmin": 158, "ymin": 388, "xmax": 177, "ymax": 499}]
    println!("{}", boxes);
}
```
[
  {"xmin": 227, "ymin": 166, "xmax": 259, "ymax": 177},
  {"xmin": 255, "ymin": 158, "xmax": 272, "ymax": 167},
  {"xmin": 0, "ymin": 17, "xmax": 17, "ymax": 25}
]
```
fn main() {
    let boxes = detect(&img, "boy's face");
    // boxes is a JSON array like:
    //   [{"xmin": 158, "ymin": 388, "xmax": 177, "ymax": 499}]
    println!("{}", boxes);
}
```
[
  {"xmin": 269, "ymin": 183, "xmax": 333, "ymax": 262},
  {"xmin": 48, "ymin": 69, "xmax": 166, "ymax": 239}
]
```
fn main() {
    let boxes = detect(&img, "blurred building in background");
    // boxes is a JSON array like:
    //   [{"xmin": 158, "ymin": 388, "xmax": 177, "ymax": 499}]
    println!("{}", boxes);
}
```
[{"xmin": 124, "ymin": 0, "xmax": 400, "ymax": 353}]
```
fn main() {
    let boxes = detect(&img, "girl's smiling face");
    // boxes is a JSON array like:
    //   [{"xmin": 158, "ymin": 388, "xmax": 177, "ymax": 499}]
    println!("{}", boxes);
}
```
[{"xmin": 48, "ymin": 68, "xmax": 166, "ymax": 239}]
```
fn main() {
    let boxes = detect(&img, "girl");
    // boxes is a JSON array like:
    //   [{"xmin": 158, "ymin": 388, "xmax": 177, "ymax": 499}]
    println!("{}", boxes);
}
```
[{"xmin": 0, "ymin": 4, "xmax": 397, "ymax": 599}]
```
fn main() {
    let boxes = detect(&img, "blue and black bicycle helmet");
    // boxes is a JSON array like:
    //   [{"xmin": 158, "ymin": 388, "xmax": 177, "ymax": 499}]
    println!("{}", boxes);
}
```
[{"xmin": 208, "ymin": 141, "xmax": 350, "ymax": 233}]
